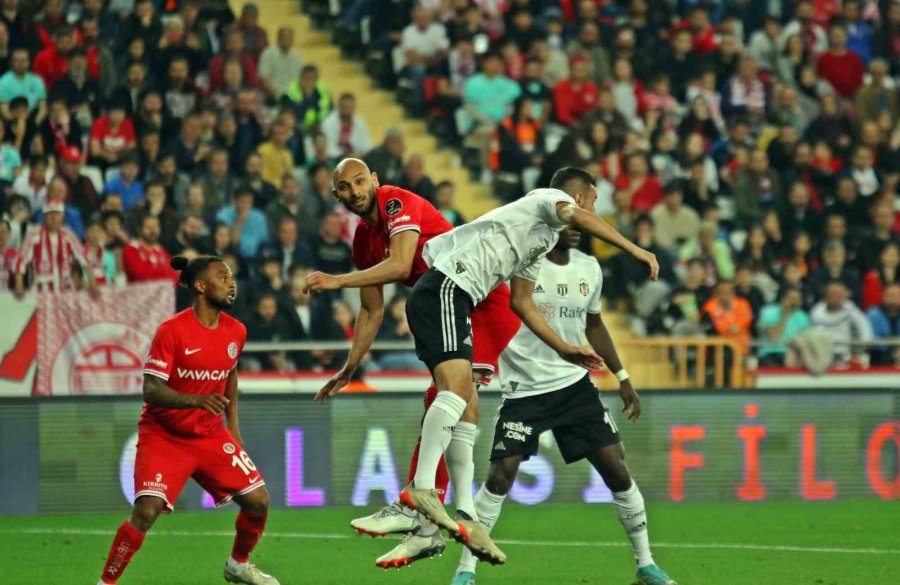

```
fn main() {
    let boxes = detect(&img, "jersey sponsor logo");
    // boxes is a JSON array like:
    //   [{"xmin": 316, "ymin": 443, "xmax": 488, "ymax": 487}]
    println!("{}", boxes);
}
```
[
  {"xmin": 142, "ymin": 477, "xmax": 168, "ymax": 491},
  {"xmin": 155, "ymin": 473, "xmax": 163, "ymax": 483},
  {"xmin": 385, "ymin": 198, "xmax": 403, "ymax": 217},
  {"xmin": 534, "ymin": 284, "xmax": 544, "ymax": 293},
  {"xmin": 184, "ymin": 347, "xmax": 202, "ymax": 355},
  {"xmin": 538, "ymin": 302, "xmax": 555, "ymax": 322},
  {"xmin": 176, "ymin": 367, "xmax": 229, "ymax": 380},
  {"xmin": 227, "ymin": 342, "xmax": 238, "ymax": 359},
  {"xmin": 455, "ymin": 261, "xmax": 466, "ymax": 274},
  {"xmin": 387, "ymin": 214, "xmax": 411, "ymax": 230},
  {"xmin": 557, "ymin": 283, "xmax": 568, "ymax": 297},
  {"xmin": 559, "ymin": 306, "xmax": 587, "ymax": 319},
  {"xmin": 248, "ymin": 475, "xmax": 262, "ymax": 485},
  {"xmin": 502, "ymin": 420, "xmax": 533, "ymax": 442},
  {"xmin": 579, "ymin": 280, "xmax": 590, "ymax": 296},
  {"xmin": 146, "ymin": 357, "xmax": 167, "ymax": 369},
  {"xmin": 223, "ymin": 442, "xmax": 236, "ymax": 454}
]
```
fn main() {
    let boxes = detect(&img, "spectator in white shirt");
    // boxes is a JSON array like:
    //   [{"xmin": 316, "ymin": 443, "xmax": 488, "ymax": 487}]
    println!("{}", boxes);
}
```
[
  {"xmin": 810, "ymin": 281, "xmax": 873, "ymax": 365},
  {"xmin": 748, "ymin": 16, "xmax": 782, "ymax": 73},
  {"xmin": 258, "ymin": 27, "xmax": 302, "ymax": 100},
  {"xmin": 727, "ymin": 56, "xmax": 766, "ymax": 122},
  {"xmin": 398, "ymin": 6, "xmax": 449, "ymax": 114},
  {"xmin": 320, "ymin": 93, "xmax": 372, "ymax": 159}
]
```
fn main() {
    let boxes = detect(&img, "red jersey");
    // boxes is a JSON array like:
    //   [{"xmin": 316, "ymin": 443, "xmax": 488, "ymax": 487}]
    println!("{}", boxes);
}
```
[
  {"xmin": 123, "ymin": 241, "xmax": 176, "ymax": 283},
  {"xmin": 90, "ymin": 116, "xmax": 136, "ymax": 157},
  {"xmin": 141, "ymin": 309, "xmax": 246, "ymax": 437},
  {"xmin": 352, "ymin": 185, "xmax": 452, "ymax": 287}
]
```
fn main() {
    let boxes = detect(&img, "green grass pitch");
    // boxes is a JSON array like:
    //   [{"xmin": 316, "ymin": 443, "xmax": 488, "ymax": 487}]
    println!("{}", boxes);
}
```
[{"xmin": 1, "ymin": 501, "xmax": 898, "ymax": 584}]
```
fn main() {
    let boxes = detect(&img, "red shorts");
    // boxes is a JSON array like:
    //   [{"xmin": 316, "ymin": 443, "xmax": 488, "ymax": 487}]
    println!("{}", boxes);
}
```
[
  {"xmin": 134, "ymin": 425, "xmax": 265, "ymax": 512},
  {"xmin": 470, "ymin": 283, "xmax": 520, "ymax": 385}
]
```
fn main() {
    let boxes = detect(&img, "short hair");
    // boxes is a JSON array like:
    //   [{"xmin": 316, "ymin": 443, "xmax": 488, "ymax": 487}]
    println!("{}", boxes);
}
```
[{"xmin": 549, "ymin": 167, "xmax": 594, "ymax": 195}]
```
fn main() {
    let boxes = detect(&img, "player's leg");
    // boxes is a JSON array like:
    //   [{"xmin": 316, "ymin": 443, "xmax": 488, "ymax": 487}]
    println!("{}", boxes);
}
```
[
  {"xmin": 446, "ymin": 389, "xmax": 479, "ymax": 520},
  {"xmin": 451, "ymin": 455, "xmax": 522, "ymax": 585},
  {"xmin": 193, "ymin": 433, "xmax": 279, "ymax": 585},
  {"xmin": 99, "ymin": 431, "xmax": 193, "ymax": 584}
]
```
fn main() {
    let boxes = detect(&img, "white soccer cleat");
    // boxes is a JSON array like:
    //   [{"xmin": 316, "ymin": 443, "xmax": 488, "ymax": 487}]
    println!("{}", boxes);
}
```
[
  {"xmin": 223, "ymin": 562, "xmax": 280, "ymax": 585},
  {"xmin": 375, "ymin": 528, "xmax": 446, "ymax": 569},
  {"xmin": 453, "ymin": 519, "xmax": 507, "ymax": 565},
  {"xmin": 351, "ymin": 501, "xmax": 419, "ymax": 537},
  {"xmin": 399, "ymin": 487, "xmax": 459, "ymax": 534}
]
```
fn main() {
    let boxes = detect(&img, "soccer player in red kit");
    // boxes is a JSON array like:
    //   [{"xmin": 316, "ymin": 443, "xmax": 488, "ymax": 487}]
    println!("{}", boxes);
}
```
[
  {"xmin": 97, "ymin": 255, "xmax": 279, "ymax": 585},
  {"xmin": 305, "ymin": 158, "xmax": 521, "ymax": 568}
]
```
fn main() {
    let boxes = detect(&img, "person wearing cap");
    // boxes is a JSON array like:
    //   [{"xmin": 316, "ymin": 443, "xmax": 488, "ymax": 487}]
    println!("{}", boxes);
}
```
[
  {"xmin": 14, "ymin": 198, "xmax": 93, "ymax": 297},
  {"xmin": 57, "ymin": 145, "xmax": 100, "ymax": 218}
]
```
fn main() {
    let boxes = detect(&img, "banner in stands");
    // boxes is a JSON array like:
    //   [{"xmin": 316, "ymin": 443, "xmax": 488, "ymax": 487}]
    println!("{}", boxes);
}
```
[
  {"xmin": 35, "ymin": 282, "xmax": 174, "ymax": 396},
  {"xmin": 0, "ymin": 390, "xmax": 895, "ymax": 514},
  {"xmin": 0, "ymin": 292, "xmax": 37, "ymax": 397}
]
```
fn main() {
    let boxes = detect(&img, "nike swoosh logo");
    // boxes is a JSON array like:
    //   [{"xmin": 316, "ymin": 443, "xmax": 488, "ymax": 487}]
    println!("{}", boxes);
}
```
[
  {"xmin": 248, "ymin": 475, "xmax": 261, "ymax": 484},
  {"xmin": 184, "ymin": 348, "xmax": 202, "ymax": 355}
]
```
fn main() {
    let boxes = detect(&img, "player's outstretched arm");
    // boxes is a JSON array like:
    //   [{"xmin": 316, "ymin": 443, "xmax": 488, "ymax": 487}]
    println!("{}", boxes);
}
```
[
  {"xmin": 142, "ymin": 374, "xmax": 229, "ymax": 414},
  {"xmin": 557, "ymin": 203, "xmax": 659, "ymax": 281},
  {"xmin": 306, "ymin": 231, "xmax": 420, "ymax": 292},
  {"xmin": 315, "ymin": 284, "xmax": 385, "ymax": 402},
  {"xmin": 224, "ymin": 368, "xmax": 243, "ymax": 445},
  {"xmin": 510, "ymin": 276, "xmax": 604, "ymax": 371},
  {"xmin": 586, "ymin": 313, "xmax": 641, "ymax": 422}
]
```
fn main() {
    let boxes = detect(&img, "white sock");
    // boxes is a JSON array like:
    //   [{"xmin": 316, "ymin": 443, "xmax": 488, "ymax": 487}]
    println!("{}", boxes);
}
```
[
  {"xmin": 446, "ymin": 422, "xmax": 478, "ymax": 520},
  {"xmin": 413, "ymin": 391, "xmax": 467, "ymax": 489},
  {"xmin": 226, "ymin": 557, "xmax": 248, "ymax": 570},
  {"xmin": 457, "ymin": 484, "xmax": 506, "ymax": 574},
  {"xmin": 613, "ymin": 481, "xmax": 654, "ymax": 568}
]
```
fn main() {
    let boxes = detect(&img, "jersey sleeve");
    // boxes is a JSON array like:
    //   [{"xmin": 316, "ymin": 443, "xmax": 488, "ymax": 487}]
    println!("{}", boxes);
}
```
[
  {"xmin": 381, "ymin": 188, "xmax": 423, "ymax": 237},
  {"xmin": 144, "ymin": 323, "xmax": 177, "ymax": 381},
  {"xmin": 532, "ymin": 188, "xmax": 578, "ymax": 230},
  {"xmin": 513, "ymin": 256, "xmax": 542, "ymax": 283},
  {"xmin": 587, "ymin": 261, "xmax": 603, "ymax": 314}
]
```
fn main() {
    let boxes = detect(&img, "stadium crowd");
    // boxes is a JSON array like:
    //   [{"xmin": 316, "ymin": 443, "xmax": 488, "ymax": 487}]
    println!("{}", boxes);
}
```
[{"xmin": 0, "ymin": 0, "xmax": 898, "ymax": 372}]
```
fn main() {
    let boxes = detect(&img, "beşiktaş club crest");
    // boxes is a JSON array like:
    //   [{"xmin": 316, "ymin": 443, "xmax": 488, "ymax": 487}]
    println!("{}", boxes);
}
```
[
  {"xmin": 579, "ymin": 280, "xmax": 589, "ymax": 296},
  {"xmin": 227, "ymin": 342, "xmax": 238, "ymax": 359},
  {"xmin": 557, "ymin": 283, "xmax": 568, "ymax": 296}
]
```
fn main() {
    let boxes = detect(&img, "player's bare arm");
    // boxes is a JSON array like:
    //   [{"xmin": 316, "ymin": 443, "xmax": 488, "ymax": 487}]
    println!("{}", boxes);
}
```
[
  {"xmin": 142, "ymin": 374, "xmax": 229, "ymax": 414},
  {"xmin": 224, "ymin": 368, "xmax": 243, "ymax": 445},
  {"xmin": 586, "ymin": 313, "xmax": 641, "ymax": 422},
  {"xmin": 510, "ymin": 276, "xmax": 604, "ymax": 371},
  {"xmin": 557, "ymin": 203, "xmax": 660, "ymax": 281},
  {"xmin": 315, "ymin": 284, "xmax": 386, "ymax": 402},
  {"xmin": 305, "ymin": 230, "xmax": 419, "ymax": 292}
]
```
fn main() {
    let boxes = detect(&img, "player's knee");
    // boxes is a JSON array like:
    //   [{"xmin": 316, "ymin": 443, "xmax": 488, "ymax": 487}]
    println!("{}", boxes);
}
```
[
  {"xmin": 600, "ymin": 461, "xmax": 632, "ymax": 493},
  {"xmin": 131, "ymin": 497, "xmax": 164, "ymax": 531},
  {"xmin": 485, "ymin": 465, "xmax": 515, "ymax": 496},
  {"xmin": 240, "ymin": 488, "xmax": 270, "ymax": 514}
]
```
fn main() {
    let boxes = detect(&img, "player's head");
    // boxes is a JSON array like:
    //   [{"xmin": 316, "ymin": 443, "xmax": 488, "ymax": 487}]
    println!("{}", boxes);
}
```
[
  {"xmin": 171, "ymin": 255, "xmax": 236, "ymax": 310},
  {"xmin": 553, "ymin": 225, "xmax": 581, "ymax": 252},
  {"xmin": 332, "ymin": 158, "xmax": 379, "ymax": 217},
  {"xmin": 549, "ymin": 167, "xmax": 596, "ymax": 212}
]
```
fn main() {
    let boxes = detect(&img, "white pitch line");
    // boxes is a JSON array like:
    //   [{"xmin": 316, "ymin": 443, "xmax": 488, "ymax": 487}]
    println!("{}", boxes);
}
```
[{"xmin": 5, "ymin": 528, "xmax": 900, "ymax": 556}]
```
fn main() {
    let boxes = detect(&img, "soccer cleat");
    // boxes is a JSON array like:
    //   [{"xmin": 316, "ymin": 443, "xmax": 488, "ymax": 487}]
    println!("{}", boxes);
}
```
[
  {"xmin": 374, "ymin": 528, "xmax": 446, "ymax": 569},
  {"xmin": 223, "ymin": 562, "xmax": 280, "ymax": 585},
  {"xmin": 399, "ymin": 487, "xmax": 459, "ymax": 534},
  {"xmin": 636, "ymin": 564, "xmax": 677, "ymax": 585},
  {"xmin": 351, "ymin": 501, "xmax": 419, "ymax": 537},
  {"xmin": 452, "ymin": 519, "xmax": 507, "ymax": 565},
  {"xmin": 450, "ymin": 570, "xmax": 476, "ymax": 585}
]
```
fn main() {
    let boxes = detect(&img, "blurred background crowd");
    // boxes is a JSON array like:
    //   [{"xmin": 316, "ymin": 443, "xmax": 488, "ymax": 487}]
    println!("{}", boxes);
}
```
[{"xmin": 1, "ymin": 0, "xmax": 898, "ymax": 373}]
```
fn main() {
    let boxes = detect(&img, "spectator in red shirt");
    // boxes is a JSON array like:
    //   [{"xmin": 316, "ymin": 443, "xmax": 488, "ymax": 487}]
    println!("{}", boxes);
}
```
[
  {"xmin": 89, "ymin": 101, "xmax": 136, "ymax": 169},
  {"xmin": 122, "ymin": 214, "xmax": 177, "ymax": 283},
  {"xmin": 615, "ymin": 153, "xmax": 663, "ymax": 213},
  {"xmin": 861, "ymin": 242, "xmax": 899, "ymax": 311},
  {"xmin": 817, "ymin": 24, "xmax": 864, "ymax": 98},
  {"xmin": 552, "ymin": 55, "xmax": 599, "ymax": 126},
  {"xmin": 208, "ymin": 29, "xmax": 259, "ymax": 93},
  {"xmin": 33, "ymin": 26, "xmax": 76, "ymax": 89}
]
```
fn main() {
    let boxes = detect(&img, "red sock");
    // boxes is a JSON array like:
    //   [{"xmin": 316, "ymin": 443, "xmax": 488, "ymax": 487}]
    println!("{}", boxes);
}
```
[
  {"xmin": 100, "ymin": 521, "xmax": 146, "ymax": 584},
  {"xmin": 231, "ymin": 510, "xmax": 268, "ymax": 563}
]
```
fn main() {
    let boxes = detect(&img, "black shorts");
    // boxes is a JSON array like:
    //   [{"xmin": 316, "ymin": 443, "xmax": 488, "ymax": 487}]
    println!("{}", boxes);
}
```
[
  {"xmin": 406, "ymin": 268, "xmax": 474, "ymax": 372},
  {"xmin": 489, "ymin": 374, "xmax": 621, "ymax": 464}
]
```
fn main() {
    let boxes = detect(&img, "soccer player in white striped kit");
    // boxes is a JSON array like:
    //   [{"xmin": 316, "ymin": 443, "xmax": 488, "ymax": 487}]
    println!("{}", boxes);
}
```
[
  {"xmin": 450, "ymin": 225, "xmax": 676, "ymax": 585},
  {"xmin": 400, "ymin": 168, "xmax": 659, "ymax": 565}
]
